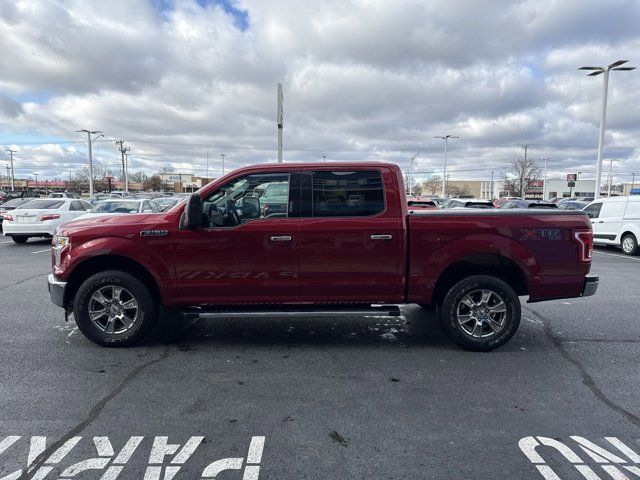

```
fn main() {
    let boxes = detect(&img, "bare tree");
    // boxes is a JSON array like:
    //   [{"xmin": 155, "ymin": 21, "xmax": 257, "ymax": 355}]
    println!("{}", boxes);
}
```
[
  {"xmin": 143, "ymin": 175, "xmax": 163, "ymax": 191},
  {"xmin": 504, "ymin": 157, "xmax": 541, "ymax": 197},
  {"xmin": 422, "ymin": 175, "xmax": 443, "ymax": 195}
]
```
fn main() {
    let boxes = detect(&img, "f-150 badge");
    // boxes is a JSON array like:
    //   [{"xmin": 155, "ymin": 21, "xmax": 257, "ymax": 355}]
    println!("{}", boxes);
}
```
[
  {"xmin": 520, "ymin": 228, "xmax": 562, "ymax": 240},
  {"xmin": 140, "ymin": 230, "xmax": 169, "ymax": 237}
]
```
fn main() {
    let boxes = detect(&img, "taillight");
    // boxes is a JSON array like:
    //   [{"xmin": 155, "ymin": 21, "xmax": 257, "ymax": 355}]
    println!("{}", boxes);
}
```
[
  {"xmin": 573, "ymin": 230, "xmax": 593, "ymax": 263},
  {"xmin": 41, "ymin": 214, "xmax": 60, "ymax": 221},
  {"xmin": 3, "ymin": 214, "xmax": 13, "ymax": 222}
]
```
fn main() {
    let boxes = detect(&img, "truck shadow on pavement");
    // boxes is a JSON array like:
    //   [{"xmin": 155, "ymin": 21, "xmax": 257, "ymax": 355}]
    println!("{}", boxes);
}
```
[{"xmin": 146, "ymin": 306, "xmax": 459, "ymax": 351}]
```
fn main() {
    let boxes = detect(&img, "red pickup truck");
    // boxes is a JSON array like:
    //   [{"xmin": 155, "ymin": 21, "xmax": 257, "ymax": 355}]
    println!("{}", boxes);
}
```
[{"xmin": 48, "ymin": 162, "xmax": 597, "ymax": 351}]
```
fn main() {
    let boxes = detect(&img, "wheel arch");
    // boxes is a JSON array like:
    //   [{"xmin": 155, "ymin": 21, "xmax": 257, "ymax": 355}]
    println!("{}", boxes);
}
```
[
  {"xmin": 431, "ymin": 253, "xmax": 528, "ymax": 307},
  {"xmin": 63, "ymin": 255, "xmax": 162, "ymax": 309}
]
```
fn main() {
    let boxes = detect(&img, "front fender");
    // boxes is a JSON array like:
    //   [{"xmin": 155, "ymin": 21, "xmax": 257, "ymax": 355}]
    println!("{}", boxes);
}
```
[{"xmin": 57, "ymin": 236, "xmax": 176, "ymax": 303}]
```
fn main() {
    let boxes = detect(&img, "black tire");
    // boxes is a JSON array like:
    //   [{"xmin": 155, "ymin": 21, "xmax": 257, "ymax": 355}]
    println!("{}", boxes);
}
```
[
  {"xmin": 12, "ymin": 236, "xmax": 28, "ymax": 244},
  {"xmin": 73, "ymin": 270, "xmax": 158, "ymax": 347},
  {"xmin": 621, "ymin": 233, "xmax": 639, "ymax": 256},
  {"xmin": 440, "ymin": 275, "xmax": 520, "ymax": 351}
]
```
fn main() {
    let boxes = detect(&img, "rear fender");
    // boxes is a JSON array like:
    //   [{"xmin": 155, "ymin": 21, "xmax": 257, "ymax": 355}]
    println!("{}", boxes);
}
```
[{"xmin": 408, "ymin": 233, "xmax": 536, "ymax": 303}]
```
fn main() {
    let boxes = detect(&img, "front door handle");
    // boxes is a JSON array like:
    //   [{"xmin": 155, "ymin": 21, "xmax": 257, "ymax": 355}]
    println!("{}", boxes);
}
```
[
  {"xmin": 370, "ymin": 234, "xmax": 393, "ymax": 240},
  {"xmin": 270, "ymin": 235, "xmax": 292, "ymax": 242},
  {"xmin": 598, "ymin": 221, "xmax": 604, "ymax": 223}
]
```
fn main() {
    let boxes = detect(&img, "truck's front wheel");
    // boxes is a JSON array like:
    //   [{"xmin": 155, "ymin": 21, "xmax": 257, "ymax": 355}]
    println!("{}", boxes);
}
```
[
  {"xmin": 440, "ymin": 275, "xmax": 520, "ymax": 351},
  {"xmin": 73, "ymin": 270, "xmax": 158, "ymax": 347}
]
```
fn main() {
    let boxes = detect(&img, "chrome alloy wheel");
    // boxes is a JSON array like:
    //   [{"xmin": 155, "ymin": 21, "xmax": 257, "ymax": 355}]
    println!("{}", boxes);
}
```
[
  {"xmin": 455, "ymin": 289, "xmax": 507, "ymax": 339},
  {"xmin": 89, "ymin": 285, "xmax": 139, "ymax": 334},
  {"xmin": 622, "ymin": 236, "xmax": 635, "ymax": 254}
]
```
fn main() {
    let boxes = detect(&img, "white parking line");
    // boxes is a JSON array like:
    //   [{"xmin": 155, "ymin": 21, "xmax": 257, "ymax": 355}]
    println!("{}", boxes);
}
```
[
  {"xmin": 594, "ymin": 250, "xmax": 640, "ymax": 262},
  {"xmin": 32, "ymin": 248, "xmax": 51, "ymax": 254},
  {"xmin": 0, "ymin": 240, "xmax": 14, "ymax": 244}
]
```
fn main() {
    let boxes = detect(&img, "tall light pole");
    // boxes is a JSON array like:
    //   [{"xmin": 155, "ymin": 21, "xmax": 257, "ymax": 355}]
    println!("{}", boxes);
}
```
[
  {"xmin": 219, "ymin": 153, "xmax": 226, "ymax": 175},
  {"xmin": 32, "ymin": 172, "xmax": 39, "ymax": 192},
  {"xmin": 6, "ymin": 149, "xmax": 16, "ymax": 191},
  {"xmin": 490, "ymin": 171, "xmax": 494, "ymax": 200},
  {"xmin": 542, "ymin": 157, "xmax": 550, "ymax": 200},
  {"xmin": 607, "ymin": 158, "xmax": 614, "ymax": 197},
  {"xmin": 579, "ymin": 60, "xmax": 636, "ymax": 199},
  {"xmin": 408, "ymin": 156, "xmax": 416, "ymax": 196},
  {"xmin": 277, "ymin": 83, "xmax": 283, "ymax": 163},
  {"xmin": 434, "ymin": 135, "xmax": 459, "ymax": 197},
  {"xmin": 77, "ymin": 129, "xmax": 103, "ymax": 196},
  {"xmin": 632, "ymin": 172, "xmax": 636, "ymax": 193}
]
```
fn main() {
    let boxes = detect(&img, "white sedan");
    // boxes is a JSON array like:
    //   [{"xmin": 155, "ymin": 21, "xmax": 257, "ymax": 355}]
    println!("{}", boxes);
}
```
[
  {"xmin": 2, "ymin": 198, "xmax": 93, "ymax": 243},
  {"xmin": 72, "ymin": 199, "xmax": 162, "ymax": 221}
]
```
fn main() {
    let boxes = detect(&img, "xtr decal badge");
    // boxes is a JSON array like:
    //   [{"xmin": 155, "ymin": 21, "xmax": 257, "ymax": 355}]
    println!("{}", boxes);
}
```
[
  {"xmin": 520, "ymin": 228, "xmax": 562, "ymax": 240},
  {"xmin": 140, "ymin": 230, "xmax": 169, "ymax": 237}
]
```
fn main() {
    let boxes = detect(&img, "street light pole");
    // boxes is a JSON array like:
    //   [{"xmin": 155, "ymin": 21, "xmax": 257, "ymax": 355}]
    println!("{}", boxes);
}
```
[
  {"xmin": 408, "ymin": 156, "xmax": 416, "ymax": 196},
  {"xmin": 6, "ymin": 149, "xmax": 16, "ymax": 191},
  {"xmin": 77, "ymin": 129, "xmax": 103, "ymax": 196},
  {"xmin": 607, "ymin": 158, "xmax": 614, "ymax": 197},
  {"xmin": 542, "ymin": 157, "xmax": 549, "ymax": 200},
  {"xmin": 579, "ymin": 60, "xmax": 636, "ymax": 199},
  {"xmin": 490, "ymin": 171, "xmax": 494, "ymax": 200},
  {"xmin": 219, "ymin": 153, "xmax": 226, "ymax": 175},
  {"xmin": 435, "ymin": 135, "xmax": 459, "ymax": 198}
]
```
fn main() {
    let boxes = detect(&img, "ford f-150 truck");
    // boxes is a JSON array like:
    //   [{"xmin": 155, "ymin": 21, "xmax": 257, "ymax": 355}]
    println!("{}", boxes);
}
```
[{"xmin": 48, "ymin": 162, "xmax": 598, "ymax": 351}]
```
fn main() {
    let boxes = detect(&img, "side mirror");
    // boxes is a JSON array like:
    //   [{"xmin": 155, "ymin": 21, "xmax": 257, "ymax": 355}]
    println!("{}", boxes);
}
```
[
  {"xmin": 185, "ymin": 193, "xmax": 202, "ymax": 229},
  {"xmin": 241, "ymin": 196, "xmax": 260, "ymax": 219}
]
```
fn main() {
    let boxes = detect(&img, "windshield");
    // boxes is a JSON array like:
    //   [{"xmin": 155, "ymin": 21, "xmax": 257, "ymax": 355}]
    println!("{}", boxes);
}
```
[
  {"xmin": 17, "ymin": 200, "xmax": 64, "ymax": 210},
  {"xmin": 91, "ymin": 201, "xmax": 141, "ymax": 213}
]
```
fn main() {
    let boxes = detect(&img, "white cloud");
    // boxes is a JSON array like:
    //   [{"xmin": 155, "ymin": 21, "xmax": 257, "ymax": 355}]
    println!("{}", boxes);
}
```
[{"xmin": 0, "ymin": 0, "xmax": 639, "ymax": 183}]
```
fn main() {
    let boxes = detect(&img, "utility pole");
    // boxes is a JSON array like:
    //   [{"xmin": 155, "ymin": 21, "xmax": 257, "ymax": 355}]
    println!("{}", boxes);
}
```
[
  {"xmin": 322, "ymin": 155, "xmax": 326, "ymax": 162},
  {"xmin": 435, "ymin": 135, "xmax": 459, "ymax": 198},
  {"xmin": 124, "ymin": 152, "xmax": 129, "ymax": 192},
  {"xmin": 632, "ymin": 172, "xmax": 636, "ymax": 193},
  {"xmin": 542, "ymin": 157, "xmax": 549, "ymax": 200},
  {"xmin": 114, "ymin": 140, "xmax": 130, "ymax": 192},
  {"xmin": 206, "ymin": 151, "xmax": 209, "ymax": 180},
  {"xmin": 77, "ymin": 129, "xmax": 103, "ymax": 196},
  {"xmin": 219, "ymin": 153, "xmax": 226, "ymax": 175},
  {"xmin": 607, "ymin": 158, "xmax": 614, "ymax": 197},
  {"xmin": 277, "ymin": 83, "xmax": 283, "ymax": 163},
  {"xmin": 33, "ymin": 172, "xmax": 39, "ymax": 192},
  {"xmin": 5, "ymin": 165, "xmax": 9, "ymax": 190},
  {"xmin": 5, "ymin": 149, "xmax": 16, "ymax": 191}
]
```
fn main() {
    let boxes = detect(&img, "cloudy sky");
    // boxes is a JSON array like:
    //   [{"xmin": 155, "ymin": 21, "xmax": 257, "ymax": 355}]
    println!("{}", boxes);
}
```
[{"xmin": 0, "ymin": 0, "xmax": 639, "ymax": 185}]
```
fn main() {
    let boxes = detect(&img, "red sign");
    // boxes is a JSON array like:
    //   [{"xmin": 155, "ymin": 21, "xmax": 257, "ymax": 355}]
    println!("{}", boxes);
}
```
[
  {"xmin": 567, "ymin": 173, "xmax": 577, "ymax": 181},
  {"xmin": 528, "ymin": 180, "xmax": 543, "ymax": 189}
]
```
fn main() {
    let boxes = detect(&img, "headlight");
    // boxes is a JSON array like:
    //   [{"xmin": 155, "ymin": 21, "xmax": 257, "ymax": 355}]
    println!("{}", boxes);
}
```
[
  {"xmin": 52, "ymin": 235, "xmax": 70, "ymax": 268},
  {"xmin": 53, "ymin": 235, "xmax": 70, "ymax": 249}
]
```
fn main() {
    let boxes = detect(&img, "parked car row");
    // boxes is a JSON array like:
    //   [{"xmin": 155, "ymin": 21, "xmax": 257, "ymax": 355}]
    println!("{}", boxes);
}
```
[{"xmin": 1, "ymin": 194, "xmax": 185, "ymax": 243}]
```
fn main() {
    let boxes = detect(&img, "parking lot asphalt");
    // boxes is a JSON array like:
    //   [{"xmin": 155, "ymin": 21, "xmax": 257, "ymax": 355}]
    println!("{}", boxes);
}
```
[{"xmin": 0, "ymin": 237, "xmax": 639, "ymax": 479}]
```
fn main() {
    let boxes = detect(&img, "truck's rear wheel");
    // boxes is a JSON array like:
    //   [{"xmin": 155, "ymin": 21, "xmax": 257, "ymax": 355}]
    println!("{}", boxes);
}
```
[
  {"xmin": 621, "ymin": 233, "xmax": 638, "ymax": 256},
  {"xmin": 440, "ymin": 275, "xmax": 520, "ymax": 351},
  {"xmin": 73, "ymin": 270, "xmax": 158, "ymax": 347},
  {"xmin": 12, "ymin": 236, "xmax": 28, "ymax": 244}
]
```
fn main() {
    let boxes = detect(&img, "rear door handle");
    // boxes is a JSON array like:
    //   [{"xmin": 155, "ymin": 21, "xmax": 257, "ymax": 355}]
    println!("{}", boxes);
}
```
[
  {"xmin": 270, "ymin": 235, "xmax": 292, "ymax": 242},
  {"xmin": 370, "ymin": 234, "xmax": 392, "ymax": 240},
  {"xmin": 598, "ymin": 221, "xmax": 604, "ymax": 223}
]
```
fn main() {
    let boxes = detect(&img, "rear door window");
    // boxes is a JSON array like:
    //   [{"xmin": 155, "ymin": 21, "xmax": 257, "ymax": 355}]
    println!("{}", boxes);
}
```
[{"xmin": 310, "ymin": 170, "xmax": 384, "ymax": 217}]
